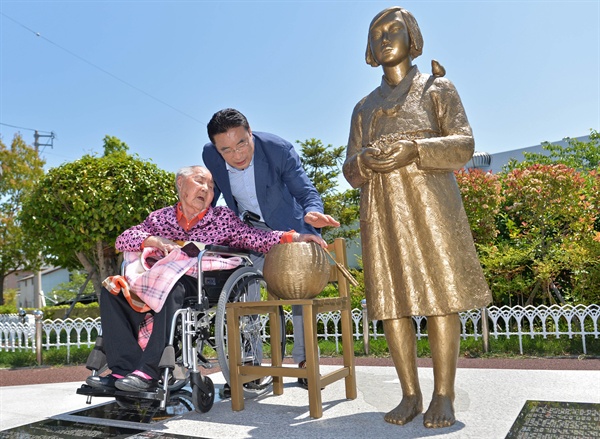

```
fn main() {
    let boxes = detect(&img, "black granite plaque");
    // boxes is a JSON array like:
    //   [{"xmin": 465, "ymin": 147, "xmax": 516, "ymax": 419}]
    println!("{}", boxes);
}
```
[
  {"xmin": 0, "ymin": 419, "xmax": 205, "ymax": 438},
  {"xmin": 0, "ymin": 419, "xmax": 146, "ymax": 438},
  {"xmin": 0, "ymin": 390, "xmax": 206, "ymax": 439},
  {"xmin": 71, "ymin": 390, "xmax": 195, "ymax": 424},
  {"xmin": 506, "ymin": 400, "xmax": 600, "ymax": 438},
  {"xmin": 124, "ymin": 433, "xmax": 208, "ymax": 438}
]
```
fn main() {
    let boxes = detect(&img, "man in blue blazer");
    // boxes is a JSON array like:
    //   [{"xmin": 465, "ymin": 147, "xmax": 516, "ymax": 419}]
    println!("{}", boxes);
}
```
[{"xmin": 202, "ymin": 108, "xmax": 339, "ymax": 387}]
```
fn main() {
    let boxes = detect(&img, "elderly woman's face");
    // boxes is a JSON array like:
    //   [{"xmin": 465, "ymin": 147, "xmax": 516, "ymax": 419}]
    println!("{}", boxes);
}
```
[
  {"xmin": 369, "ymin": 11, "xmax": 410, "ymax": 67},
  {"xmin": 177, "ymin": 168, "xmax": 215, "ymax": 215}
]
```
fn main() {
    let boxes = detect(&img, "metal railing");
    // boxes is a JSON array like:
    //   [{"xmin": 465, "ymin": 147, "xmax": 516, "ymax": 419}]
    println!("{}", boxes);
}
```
[{"xmin": 1, "ymin": 304, "xmax": 598, "ymax": 361}]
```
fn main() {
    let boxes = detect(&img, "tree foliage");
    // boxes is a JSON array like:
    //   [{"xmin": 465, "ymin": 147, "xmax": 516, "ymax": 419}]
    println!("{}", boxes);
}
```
[
  {"xmin": 101, "ymin": 135, "xmax": 129, "ymax": 157},
  {"xmin": 505, "ymin": 129, "xmax": 600, "ymax": 172},
  {"xmin": 19, "ymin": 136, "xmax": 178, "ymax": 295},
  {"xmin": 457, "ymin": 133, "xmax": 600, "ymax": 306},
  {"xmin": 297, "ymin": 138, "xmax": 359, "ymax": 242},
  {"xmin": 0, "ymin": 134, "xmax": 45, "ymax": 305}
]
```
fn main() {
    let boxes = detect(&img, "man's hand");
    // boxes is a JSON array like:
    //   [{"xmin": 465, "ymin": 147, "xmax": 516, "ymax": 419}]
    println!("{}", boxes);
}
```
[
  {"xmin": 143, "ymin": 236, "xmax": 180, "ymax": 255},
  {"xmin": 304, "ymin": 212, "xmax": 340, "ymax": 228},
  {"xmin": 292, "ymin": 233, "xmax": 328, "ymax": 248}
]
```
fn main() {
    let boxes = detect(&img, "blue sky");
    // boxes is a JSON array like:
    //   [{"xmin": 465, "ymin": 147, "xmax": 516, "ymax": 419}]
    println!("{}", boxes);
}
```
[{"xmin": 1, "ymin": 0, "xmax": 598, "ymax": 181}]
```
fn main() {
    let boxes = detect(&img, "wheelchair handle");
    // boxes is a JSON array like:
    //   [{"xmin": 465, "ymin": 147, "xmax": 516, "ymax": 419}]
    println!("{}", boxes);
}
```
[
  {"xmin": 241, "ymin": 210, "xmax": 261, "ymax": 225},
  {"xmin": 204, "ymin": 244, "xmax": 255, "ymax": 260}
]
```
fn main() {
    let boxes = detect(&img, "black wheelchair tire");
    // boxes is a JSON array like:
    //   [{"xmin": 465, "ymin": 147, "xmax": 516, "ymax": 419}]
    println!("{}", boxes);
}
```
[
  {"xmin": 192, "ymin": 375, "xmax": 215, "ymax": 413},
  {"xmin": 214, "ymin": 266, "xmax": 286, "ymax": 398}
]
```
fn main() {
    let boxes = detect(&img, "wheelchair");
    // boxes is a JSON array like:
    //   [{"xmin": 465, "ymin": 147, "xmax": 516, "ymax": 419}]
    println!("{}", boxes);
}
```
[{"xmin": 77, "ymin": 244, "xmax": 284, "ymax": 413}]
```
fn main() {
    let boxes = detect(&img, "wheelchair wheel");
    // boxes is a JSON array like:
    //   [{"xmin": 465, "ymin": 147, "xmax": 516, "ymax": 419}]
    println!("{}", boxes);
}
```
[
  {"xmin": 167, "ymin": 371, "xmax": 189, "ymax": 393},
  {"xmin": 215, "ymin": 266, "xmax": 281, "ymax": 398},
  {"xmin": 192, "ymin": 375, "xmax": 215, "ymax": 413}
]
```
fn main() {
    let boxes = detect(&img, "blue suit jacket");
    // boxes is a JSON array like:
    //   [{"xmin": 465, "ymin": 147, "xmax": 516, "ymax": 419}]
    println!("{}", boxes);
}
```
[{"xmin": 202, "ymin": 131, "xmax": 323, "ymax": 235}]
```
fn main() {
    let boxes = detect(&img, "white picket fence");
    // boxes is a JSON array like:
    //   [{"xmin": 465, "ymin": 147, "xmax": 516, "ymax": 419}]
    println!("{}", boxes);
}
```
[{"xmin": 1, "ymin": 304, "xmax": 599, "ymax": 356}]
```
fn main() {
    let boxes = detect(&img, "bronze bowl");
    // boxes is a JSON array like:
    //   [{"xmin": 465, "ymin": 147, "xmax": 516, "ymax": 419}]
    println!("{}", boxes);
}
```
[{"xmin": 263, "ymin": 242, "xmax": 331, "ymax": 300}]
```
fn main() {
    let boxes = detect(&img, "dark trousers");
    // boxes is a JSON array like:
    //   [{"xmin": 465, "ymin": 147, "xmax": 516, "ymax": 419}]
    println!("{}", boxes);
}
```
[{"xmin": 100, "ymin": 275, "xmax": 198, "ymax": 379}]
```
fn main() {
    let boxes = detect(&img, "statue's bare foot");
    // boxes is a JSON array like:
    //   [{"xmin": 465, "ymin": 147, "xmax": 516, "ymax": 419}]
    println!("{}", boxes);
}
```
[
  {"xmin": 384, "ymin": 394, "xmax": 423, "ymax": 425},
  {"xmin": 423, "ymin": 394, "xmax": 455, "ymax": 428}
]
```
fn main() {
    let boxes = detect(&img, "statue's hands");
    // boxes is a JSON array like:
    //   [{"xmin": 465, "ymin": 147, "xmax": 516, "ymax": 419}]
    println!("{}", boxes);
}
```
[
  {"xmin": 292, "ymin": 233, "xmax": 328, "ymax": 248},
  {"xmin": 359, "ymin": 147, "xmax": 385, "ymax": 171},
  {"xmin": 305, "ymin": 211, "xmax": 340, "ymax": 228},
  {"xmin": 362, "ymin": 140, "xmax": 418, "ymax": 173},
  {"xmin": 143, "ymin": 236, "xmax": 180, "ymax": 255}
]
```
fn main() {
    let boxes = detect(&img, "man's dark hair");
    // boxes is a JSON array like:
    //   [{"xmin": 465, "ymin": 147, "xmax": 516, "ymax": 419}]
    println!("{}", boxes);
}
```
[{"xmin": 207, "ymin": 108, "xmax": 250, "ymax": 144}]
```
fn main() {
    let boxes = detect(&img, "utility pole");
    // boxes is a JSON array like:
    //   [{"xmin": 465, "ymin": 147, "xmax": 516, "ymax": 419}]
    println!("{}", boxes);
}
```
[
  {"xmin": 33, "ymin": 130, "xmax": 55, "ymax": 152},
  {"xmin": 32, "ymin": 130, "xmax": 54, "ymax": 308}
]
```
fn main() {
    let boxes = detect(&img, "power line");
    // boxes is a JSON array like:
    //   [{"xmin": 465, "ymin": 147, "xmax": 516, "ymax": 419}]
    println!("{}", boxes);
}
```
[
  {"xmin": 0, "ymin": 122, "xmax": 52, "ymax": 134},
  {"xmin": 0, "ymin": 123, "xmax": 55, "ymax": 153},
  {"xmin": 1, "ymin": 12, "xmax": 204, "ymax": 125}
]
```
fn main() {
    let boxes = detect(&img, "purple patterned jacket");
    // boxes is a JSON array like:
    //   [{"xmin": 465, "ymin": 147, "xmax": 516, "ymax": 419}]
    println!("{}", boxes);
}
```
[{"xmin": 115, "ymin": 205, "xmax": 285, "ymax": 253}]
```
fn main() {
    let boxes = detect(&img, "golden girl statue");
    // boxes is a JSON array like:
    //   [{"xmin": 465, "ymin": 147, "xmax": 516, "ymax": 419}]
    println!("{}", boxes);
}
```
[{"xmin": 343, "ymin": 6, "xmax": 492, "ymax": 428}]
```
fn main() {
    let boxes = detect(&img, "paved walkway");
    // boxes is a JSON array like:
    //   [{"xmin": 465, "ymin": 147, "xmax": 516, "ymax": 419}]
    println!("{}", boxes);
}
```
[{"xmin": 1, "ymin": 360, "xmax": 599, "ymax": 438}]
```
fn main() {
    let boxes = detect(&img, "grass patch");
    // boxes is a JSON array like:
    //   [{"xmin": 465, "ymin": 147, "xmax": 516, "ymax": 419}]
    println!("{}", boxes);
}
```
[
  {"xmin": 483, "ymin": 335, "xmax": 600, "ymax": 358},
  {"xmin": 0, "ymin": 346, "xmax": 94, "ymax": 368},
  {"xmin": 352, "ymin": 335, "xmax": 599, "ymax": 359},
  {"xmin": 1, "ymin": 335, "xmax": 598, "ymax": 369},
  {"xmin": 0, "ymin": 350, "xmax": 37, "ymax": 368}
]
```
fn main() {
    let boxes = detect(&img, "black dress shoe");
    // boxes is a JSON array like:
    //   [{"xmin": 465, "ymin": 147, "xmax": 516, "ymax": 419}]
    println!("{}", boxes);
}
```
[
  {"xmin": 298, "ymin": 360, "xmax": 309, "ymax": 389},
  {"xmin": 244, "ymin": 376, "xmax": 273, "ymax": 390},
  {"xmin": 115, "ymin": 373, "xmax": 158, "ymax": 392},
  {"xmin": 297, "ymin": 360, "xmax": 324, "ymax": 390},
  {"xmin": 222, "ymin": 375, "xmax": 273, "ymax": 398},
  {"xmin": 86, "ymin": 374, "xmax": 118, "ymax": 391},
  {"xmin": 222, "ymin": 383, "xmax": 231, "ymax": 398}
]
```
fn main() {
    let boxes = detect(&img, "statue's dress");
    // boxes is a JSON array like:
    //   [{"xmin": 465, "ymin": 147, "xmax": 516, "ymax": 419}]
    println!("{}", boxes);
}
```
[{"xmin": 343, "ymin": 66, "xmax": 492, "ymax": 320}]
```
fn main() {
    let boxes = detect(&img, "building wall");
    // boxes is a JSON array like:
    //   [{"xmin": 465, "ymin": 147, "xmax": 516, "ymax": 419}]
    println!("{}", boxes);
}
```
[
  {"xmin": 476, "ymin": 135, "xmax": 589, "ymax": 174},
  {"xmin": 3, "ymin": 271, "xmax": 29, "ymax": 291},
  {"xmin": 17, "ymin": 267, "xmax": 71, "ymax": 308},
  {"xmin": 42, "ymin": 268, "xmax": 71, "ymax": 296},
  {"xmin": 17, "ymin": 274, "xmax": 36, "ymax": 308}
]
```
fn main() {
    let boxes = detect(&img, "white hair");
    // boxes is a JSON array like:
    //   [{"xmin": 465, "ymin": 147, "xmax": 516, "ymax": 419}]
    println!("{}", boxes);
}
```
[{"xmin": 175, "ymin": 165, "xmax": 209, "ymax": 197}]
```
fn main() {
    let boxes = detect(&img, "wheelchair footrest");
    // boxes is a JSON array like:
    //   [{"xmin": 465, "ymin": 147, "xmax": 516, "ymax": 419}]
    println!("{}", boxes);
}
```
[
  {"xmin": 76, "ymin": 384, "xmax": 116, "ymax": 398},
  {"xmin": 76, "ymin": 384, "xmax": 165, "ymax": 401},
  {"xmin": 114, "ymin": 388, "xmax": 165, "ymax": 401}
]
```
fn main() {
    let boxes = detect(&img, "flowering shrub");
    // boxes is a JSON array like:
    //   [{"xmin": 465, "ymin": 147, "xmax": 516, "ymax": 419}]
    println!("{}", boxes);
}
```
[
  {"xmin": 457, "ymin": 162, "xmax": 599, "ymax": 306},
  {"xmin": 455, "ymin": 168, "xmax": 503, "ymax": 244}
]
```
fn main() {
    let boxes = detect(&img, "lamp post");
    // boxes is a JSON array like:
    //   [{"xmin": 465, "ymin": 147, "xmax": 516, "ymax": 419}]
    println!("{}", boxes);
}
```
[
  {"xmin": 361, "ymin": 299, "xmax": 370, "ymax": 355},
  {"xmin": 33, "ymin": 309, "xmax": 44, "ymax": 365}
]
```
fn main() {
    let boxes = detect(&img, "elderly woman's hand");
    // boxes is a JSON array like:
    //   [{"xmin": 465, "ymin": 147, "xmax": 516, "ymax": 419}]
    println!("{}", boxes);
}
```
[
  {"xmin": 142, "ymin": 236, "xmax": 180, "ymax": 255},
  {"xmin": 291, "ymin": 233, "xmax": 328, "ymax": 248}
]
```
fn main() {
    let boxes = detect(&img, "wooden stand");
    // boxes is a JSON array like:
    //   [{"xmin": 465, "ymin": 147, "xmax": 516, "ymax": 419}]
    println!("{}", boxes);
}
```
[{"xmin": 225, "ymin": 238, "xmax": 357, "ymax": 419}]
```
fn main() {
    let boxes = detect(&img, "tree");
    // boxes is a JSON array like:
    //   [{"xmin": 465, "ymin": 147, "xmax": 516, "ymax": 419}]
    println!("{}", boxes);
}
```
[
  {"xmin": 0, "ymin": 134, "xmax": 45, "ymax": 305},
  {"xmin": 297, "ymin": 138, "xmax": 360, "ymax": 242},
  {"xmin": 102, "ymin": 135, "xmax": 129, "ymax": 156},
  {"xmin": 19, "ymin": 136, "xmax": 178, "ymax": 296},
  {"xmin": 505, "ymin": 129, "xmax": 600, "ymax": 172}
]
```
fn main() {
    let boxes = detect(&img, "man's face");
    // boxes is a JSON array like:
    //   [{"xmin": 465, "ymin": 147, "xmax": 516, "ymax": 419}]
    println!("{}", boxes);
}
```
[
  {"xmin": 369, "ymin": 11, "xmax": 410, "ymax": 67},
  {"xmin": 177, "ymin": 168, "xmax": 215, "ymax": 214},
  {"xmin": 212, "ymin": 126, "xmax": 255, "ymax": 170}
]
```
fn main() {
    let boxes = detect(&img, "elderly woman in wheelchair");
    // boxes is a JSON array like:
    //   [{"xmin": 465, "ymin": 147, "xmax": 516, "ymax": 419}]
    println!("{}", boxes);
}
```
[{"xmin": 78, "ymin": 165, "xmax": 326, "ymax": 412}]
